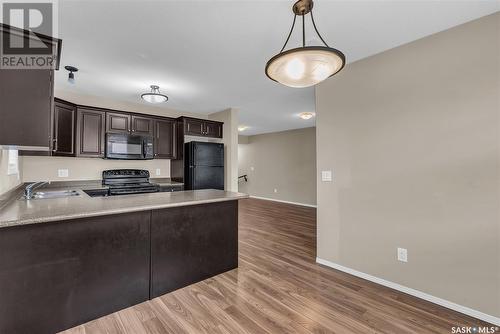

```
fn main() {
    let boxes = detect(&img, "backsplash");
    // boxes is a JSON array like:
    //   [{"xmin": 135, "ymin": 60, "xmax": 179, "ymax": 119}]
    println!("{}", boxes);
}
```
[
  {"xmin": 0, "ymin": 150, "xmax": 21, "ymax": 195},
  {"xmin": 22, "ymin": 156, "xmax": 170, "ymax": 182}
]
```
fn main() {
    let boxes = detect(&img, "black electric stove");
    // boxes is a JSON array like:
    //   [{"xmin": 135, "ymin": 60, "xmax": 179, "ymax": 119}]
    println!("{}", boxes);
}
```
[{"xmin": 102, "ymin": 169, "xmax": 159, "ymax": 196}]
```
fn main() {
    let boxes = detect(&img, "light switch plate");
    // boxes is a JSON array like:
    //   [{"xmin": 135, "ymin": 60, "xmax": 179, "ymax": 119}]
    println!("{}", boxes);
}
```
[
  {"xmin": 156, "ymin": 168, "xmax": 161, "ymax": 176},
  {"xmin": 58, "ymin": 169, "xmax": 69, "ymax": 178},
  {"xmin": 250, "ymin": 166, "xmax": 255, "ymax": 171},
  {"xmin": 397, "ymin": 248, "xmax": 408, "ymax": 262},
  {"xmin": 321, "ymin": 170, "xmax": 333, "ymax": 182}
]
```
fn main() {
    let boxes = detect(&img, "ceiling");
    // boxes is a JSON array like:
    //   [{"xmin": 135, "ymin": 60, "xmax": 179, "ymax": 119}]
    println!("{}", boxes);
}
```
[{"xmin": 55, "ymin": 1, "xmax": 499, "ymax": 135}]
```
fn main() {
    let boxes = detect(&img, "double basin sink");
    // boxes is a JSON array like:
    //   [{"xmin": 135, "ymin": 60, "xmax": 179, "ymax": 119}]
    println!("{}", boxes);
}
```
[{"xmin": 22, "ymin": 190, "xmax": 80, "ymax": 200}]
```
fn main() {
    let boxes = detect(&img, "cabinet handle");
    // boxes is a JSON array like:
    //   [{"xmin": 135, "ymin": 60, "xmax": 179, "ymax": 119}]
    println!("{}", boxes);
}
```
[{"xmin": 52, "ymin": 139, "xmax": 58, "ymax": 152}]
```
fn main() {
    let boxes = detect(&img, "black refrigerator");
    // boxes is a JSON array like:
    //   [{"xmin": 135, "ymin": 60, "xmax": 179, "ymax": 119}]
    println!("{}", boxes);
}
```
[{"xmin": 184, "ymin": 141, "xmax": 224, "ymax": 190}]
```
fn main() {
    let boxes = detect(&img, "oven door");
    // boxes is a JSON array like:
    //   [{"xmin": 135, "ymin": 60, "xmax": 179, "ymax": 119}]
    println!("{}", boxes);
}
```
[{"xmin": 106, "ymin": 133, "xmax": 145, "ymax": 160}]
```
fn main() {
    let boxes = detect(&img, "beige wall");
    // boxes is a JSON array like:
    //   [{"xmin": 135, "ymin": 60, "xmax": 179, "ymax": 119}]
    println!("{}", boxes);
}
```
[
  {"xmin": 22, "ymin": 156, "xmax": 170, "ymax": 182},
  {"xmin": 316, "ymin": 12, "xmax": 499, "ymax": 318},
  {"xmin": 238, "ymin": 127, "xmax": 316, "ymax": 205},
  {"xmin": 0, "ymin": 150, "xmax": 22, "ymax": 195},
  {"xmin": 209, "ymin": 108, "xmax": 239, "ymax": 192}
]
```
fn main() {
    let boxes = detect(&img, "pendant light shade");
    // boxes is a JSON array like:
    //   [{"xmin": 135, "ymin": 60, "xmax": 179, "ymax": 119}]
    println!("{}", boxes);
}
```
[
  {"xmin": 65, "ymin": 65, "xmax": 78, "ymax": 84},
  {"xmin": 265, "ymin": 0, "xmax": 345, "ymax": 88},
  {"xmin": 141, "ymin": 85, "xmax": 168, "ymax": 103}
]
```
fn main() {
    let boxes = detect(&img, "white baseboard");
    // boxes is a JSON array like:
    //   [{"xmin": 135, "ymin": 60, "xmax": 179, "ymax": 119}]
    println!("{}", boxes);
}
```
[
  {"xmin": 316, "ymin": 257, "xmax": 500, "ymax": 326},
  {"xmin": 249, "ymin": 195, "xmax": 317, "ymax": 208}
]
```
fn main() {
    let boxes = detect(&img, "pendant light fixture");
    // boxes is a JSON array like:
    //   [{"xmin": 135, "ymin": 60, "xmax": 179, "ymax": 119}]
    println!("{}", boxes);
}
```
[
  {"xmin": 265, "ymin": 0, "xmax": 345, "ymax": 88},
  {"xmin": 64, "ymin": 65, "xmax": 78, "ymax": 84},
  {"xmin": 141, "ymin": 85, "xmax": 168, "ymax": 103}
]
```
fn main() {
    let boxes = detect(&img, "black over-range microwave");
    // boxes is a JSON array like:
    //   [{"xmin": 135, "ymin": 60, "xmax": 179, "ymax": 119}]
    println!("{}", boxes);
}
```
[{"xmin": 105, "ymin": 133, "xmax": 154, "ymax": 160}]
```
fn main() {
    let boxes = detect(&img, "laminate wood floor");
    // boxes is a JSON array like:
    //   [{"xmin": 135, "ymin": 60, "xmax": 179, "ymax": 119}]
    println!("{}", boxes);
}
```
[{"xmin": 61, "ymin": 198, "xmax": 491, "ymax": 334}]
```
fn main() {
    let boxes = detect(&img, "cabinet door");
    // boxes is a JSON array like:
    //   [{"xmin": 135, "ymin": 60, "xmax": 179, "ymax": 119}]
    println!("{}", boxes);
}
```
[
  {"xmin": 52, "ymin": 101, "xmax": 76, "ymax": 156},
  {"xmin": 0, "ymin": 68, "xmax": 52, "ymax": 148},
  {"xmin": 154, "ymin": 119, "xmax": 176, "ymax": 159},
  {"xmin": 184, "ymin": 118, "xmax": 204, "ymax": 136},
  {"xmin": 106, "ymin": 112, "xmax": 130, "ymax": 134},
  {"xmin": 76, "ymin": 108, "xmax": 105, "ymax": 158},
  {"xmin": 131, "ymin": 115, "xmax": 154, "ymax": 136},
  {"xmin": 0, "ymin": 211, "xmax": 150, "ymax": 334},
  {"xmin": 203, "ymin": 121, "xmax": 223, "ymax": 138},
  {"xmin": 151, "ymin": 201, "xmax": 238, "ymax": 297}
]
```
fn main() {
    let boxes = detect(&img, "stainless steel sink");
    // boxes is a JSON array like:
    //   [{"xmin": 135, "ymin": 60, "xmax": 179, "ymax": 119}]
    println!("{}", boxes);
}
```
[{"xmin": 22, "ymin": 190, "xmax": 80, "ymax": 200}]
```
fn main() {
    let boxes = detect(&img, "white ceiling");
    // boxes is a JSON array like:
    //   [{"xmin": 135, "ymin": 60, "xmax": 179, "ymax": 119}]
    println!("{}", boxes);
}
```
[{"xmin": 55, "ymin": 0, "xmax": 499, "ymax": 135}]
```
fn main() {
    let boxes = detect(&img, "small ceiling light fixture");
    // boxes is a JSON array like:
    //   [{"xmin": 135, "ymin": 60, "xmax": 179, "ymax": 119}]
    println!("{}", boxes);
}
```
[
  {"xmin": 238, "ymin": 125, "xmax": 249, "ymax": 132},
  {"xmin": 299, "ymin": 112, "xmax": 315, "ymax": 120},
  {"xmin": 265, "ymin": 0, "xmax": 345, "ymax": 88},
  {"xmin": 141, "ymin": 85, "xmax": 168, "ymax": 103},
  {"xmin": 64, "ymin": 65, "xmax": 78, "ymax": 84}
]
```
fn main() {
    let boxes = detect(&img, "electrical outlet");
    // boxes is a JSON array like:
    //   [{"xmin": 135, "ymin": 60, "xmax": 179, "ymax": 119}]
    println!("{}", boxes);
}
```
[
  {"xmin": 273, "ymin": 188, "xmax": 278, "ymax": 193},
  {"xmin": 321, "ymin": 170, "xmax": 333, "ymax": 182},
  {"xmin": 250, "ymin": 166, "xmax": 255, "ymax": 171},
  {"xmin": 156, "ymin": 168, "xmax": 161, "ymax": 176},
  {"xmin": 397, "ymin": 248, "xmax": 408, "ymax": 262},
  {"xmin": 57, "ymin": 169, "xmax": 69, "ymax": 178}
]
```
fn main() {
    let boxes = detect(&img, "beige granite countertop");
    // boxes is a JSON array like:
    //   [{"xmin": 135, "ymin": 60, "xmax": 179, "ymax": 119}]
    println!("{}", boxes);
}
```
[
  {"xmin": 150, "ymin": 178, "xmax": 184, "ymax": 187},
  {"xmin": 0, "ymin": 188, "xmax": 248, "ymax": 229}
]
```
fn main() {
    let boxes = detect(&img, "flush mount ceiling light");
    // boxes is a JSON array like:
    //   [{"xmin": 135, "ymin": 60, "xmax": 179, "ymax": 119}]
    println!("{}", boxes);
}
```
[
  {"xmin": 299, "ymin": 112, "xmax": 315, "ymax": 120},
  {"xmin": 64, "ymin": 65, "xmax": 78, "ymax": 84},
  {"xmin": 238, "ymin": 125, "xmax": 249, "ymax": 132},
  {"xmin": 141, "ymin": 85, "xmax": 168, "ymax": 103},
  {"xmin": 265, "ymin": 0, "xmax": 345, "ymax": 88}
]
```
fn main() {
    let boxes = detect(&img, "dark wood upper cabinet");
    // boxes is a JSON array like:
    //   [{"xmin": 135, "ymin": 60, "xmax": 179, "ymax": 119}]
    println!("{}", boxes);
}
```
[
  {"xmin": 52, "ymin": 99, "xmax": 76, "ymax": 156},
  {"xmin": 182, "ymin": 117, "xmax": 223, "ymax": 138},
  {"xmin": 131, "ymin": 115, "xmax": 154, "ymax": 136},
  {"xmin": 0, "ymin": 68, "xmax": 53, "ymax": 149},
  {"xmin": 204, "ymin": 121, "xmax": 223, "ymax": 139},
  {"xmin": 184, "ymin": 118, "xmax": 205, "ymax": 136},
  {"xmin": 106, "ymin": 112, "xmax": 130, "ymax": 134},
  {"xmin": 0, "ymin": 25, "xmax": 61, "ymax": 151},
  {"xmin": 154, "ymin": 119, "xmax": 176, "ymax": 159},
  {"xmin": 76, "ymin": 108, "xmax": 106, "ymax": 158}
]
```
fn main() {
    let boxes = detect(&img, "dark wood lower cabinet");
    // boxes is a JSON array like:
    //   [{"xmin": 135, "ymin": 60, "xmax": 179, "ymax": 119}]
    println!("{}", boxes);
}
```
[
  {"xmin": 0, "ymin": 201, "xmax": 239, "ymax": 334},
  {"xmin": 0, "ymin": 211, "xmax": 151, "ymax": 334},
  {"xmin": 151, "ymin": 201, "xmax": 238, "ymax": 297}
]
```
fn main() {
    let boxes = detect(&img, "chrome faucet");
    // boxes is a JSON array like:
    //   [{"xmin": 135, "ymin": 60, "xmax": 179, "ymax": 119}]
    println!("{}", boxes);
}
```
[{"xmin": 24, "ymin": 181, "xmax": 48, "ymax": 199}]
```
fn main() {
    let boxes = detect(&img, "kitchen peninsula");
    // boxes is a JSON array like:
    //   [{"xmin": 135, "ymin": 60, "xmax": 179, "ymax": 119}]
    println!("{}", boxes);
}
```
[{"xmin": 0, "ymin": 186, "xmax": 247, "ymax": 334}]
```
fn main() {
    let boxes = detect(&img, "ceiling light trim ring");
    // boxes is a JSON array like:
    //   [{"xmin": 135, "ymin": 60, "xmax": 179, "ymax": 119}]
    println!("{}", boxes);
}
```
[
  {"xmin": 141, "ymin": 85, "xmax": 168, "ymax": 103},
  {"xmin": 265, "ymin": 46, "xmax": 346, "ymax": 83}
]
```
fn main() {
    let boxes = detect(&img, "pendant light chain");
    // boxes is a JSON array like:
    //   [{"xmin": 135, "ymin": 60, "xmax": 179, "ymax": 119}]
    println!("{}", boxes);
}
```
[
  {"xmin": 302, "ymin": 14, "xmax": 306, "ymax": 47},
  {"xmin": 280, "ymin": 14, "xmax": 297, "ymax": 53},
  {"xmin": 309, "ymin": 10, "xmax": 329, "ymax": 48},
  {"xmin": 279, "ymin": 7, "xmax": 328, "ymax": 53}
]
